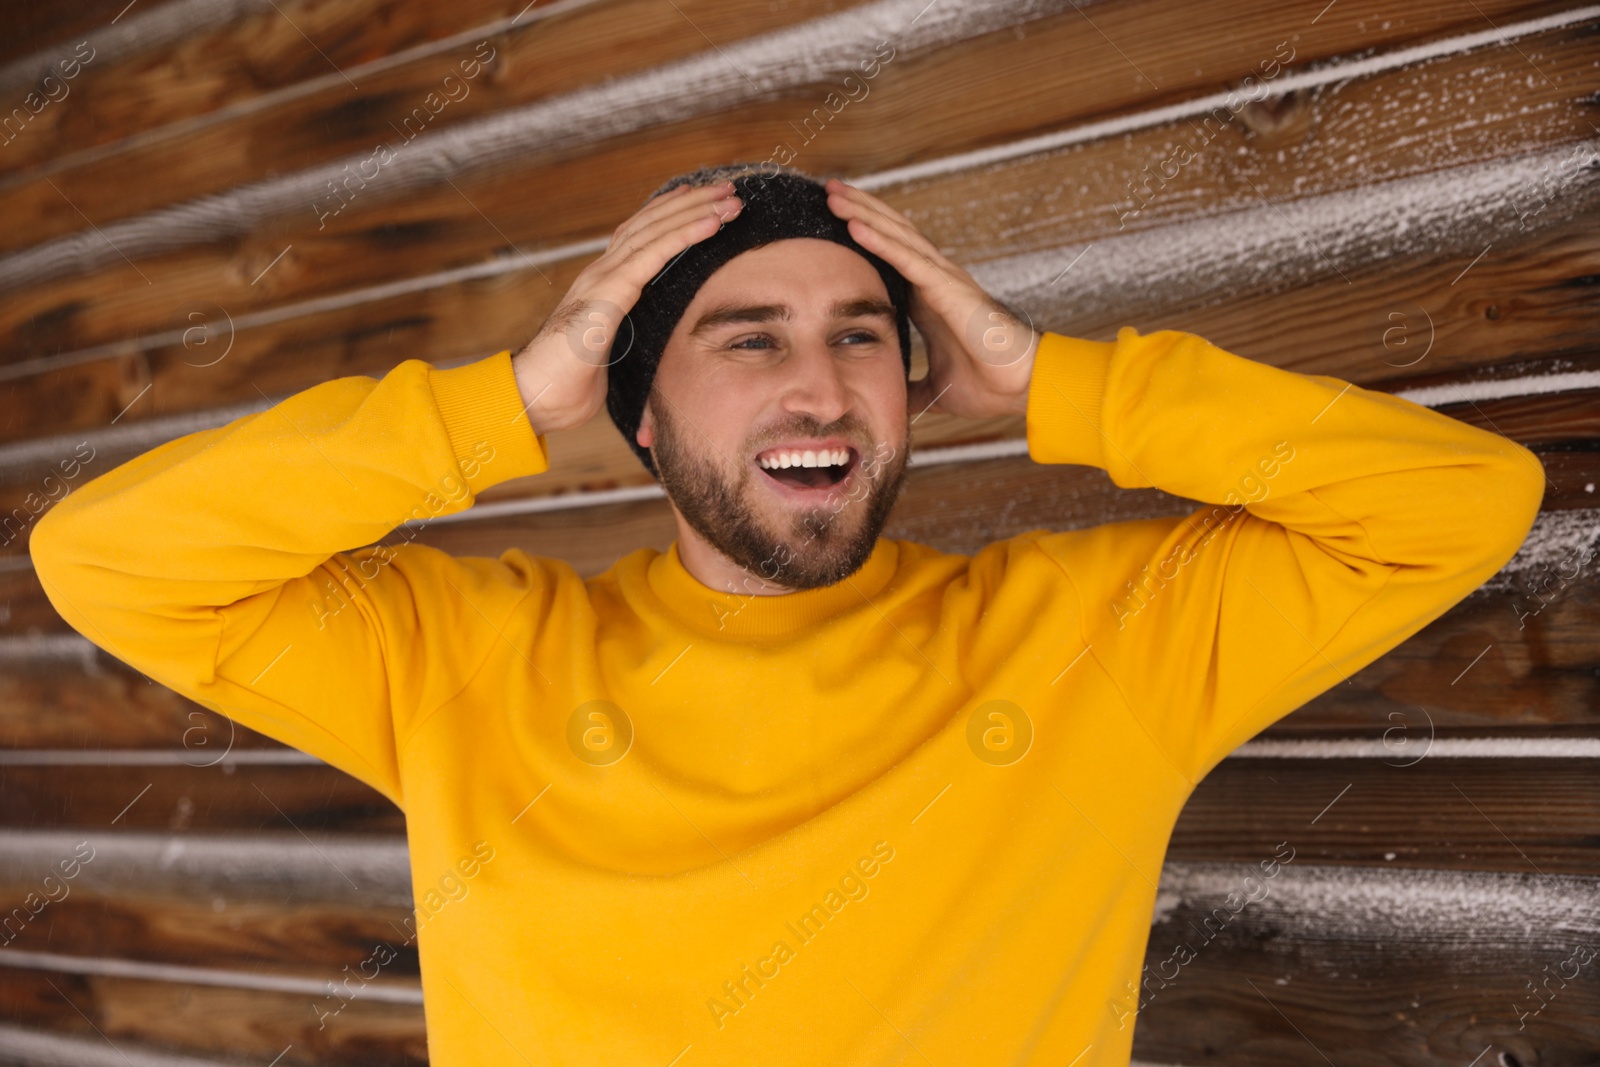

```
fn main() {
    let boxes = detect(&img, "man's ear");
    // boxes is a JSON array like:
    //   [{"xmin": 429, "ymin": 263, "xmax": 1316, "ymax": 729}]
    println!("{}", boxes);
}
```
[{"xmin": 636, "ymin": 398, "xmax": 655, "ymax": 449}]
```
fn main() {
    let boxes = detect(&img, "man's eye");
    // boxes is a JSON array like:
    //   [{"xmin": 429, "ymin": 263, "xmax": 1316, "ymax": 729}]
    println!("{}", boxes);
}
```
[{"xmin": 728, "ymin": 330, "xmax": 879, "ymax": 350}]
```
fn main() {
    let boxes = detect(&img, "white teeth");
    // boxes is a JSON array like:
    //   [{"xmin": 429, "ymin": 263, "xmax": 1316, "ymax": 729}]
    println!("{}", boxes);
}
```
[{"xmin": 758, "ymin": 447, "xmax": 851, "ymax": 470}]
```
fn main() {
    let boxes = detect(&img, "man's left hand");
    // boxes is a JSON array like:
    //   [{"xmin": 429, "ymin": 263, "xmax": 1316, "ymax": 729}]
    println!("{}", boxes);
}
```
[{"xmin": 824, "ymin": 177, "xmax": 1038, "ymax": 422}]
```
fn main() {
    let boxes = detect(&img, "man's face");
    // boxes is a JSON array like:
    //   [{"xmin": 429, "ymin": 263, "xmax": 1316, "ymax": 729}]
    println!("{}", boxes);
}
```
[{"xmin": 635, "ymin": 238, "xmax": 912, "ymax": 592}]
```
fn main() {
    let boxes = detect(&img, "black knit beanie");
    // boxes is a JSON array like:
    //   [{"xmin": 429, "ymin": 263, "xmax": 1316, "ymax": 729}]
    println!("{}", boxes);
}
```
[{"xmin": 604, "ymin": 161, "xmax": 914, "ymax": 481}]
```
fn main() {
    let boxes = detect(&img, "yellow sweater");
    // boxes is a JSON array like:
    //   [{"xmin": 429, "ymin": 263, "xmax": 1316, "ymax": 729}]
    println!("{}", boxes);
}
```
[{"xmin": 31, "ymin": 327, "xmax": 1543, "ymax": 1066}]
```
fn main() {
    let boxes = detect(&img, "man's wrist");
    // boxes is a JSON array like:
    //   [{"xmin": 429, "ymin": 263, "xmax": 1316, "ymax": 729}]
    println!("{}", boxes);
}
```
[
  {"xmin": 510, "ymin": 351, "xmax": 548, "ymax": 435},
  {"xmin": 510, "ymin": 344, "xmax": 572, "ymax": 437},
  {"xmin": 1005, "ymin": 329, "xmax": 1041, "ymax": 416}
]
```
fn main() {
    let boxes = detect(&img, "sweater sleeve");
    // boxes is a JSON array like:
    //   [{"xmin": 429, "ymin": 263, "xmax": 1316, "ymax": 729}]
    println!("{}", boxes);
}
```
[
  {"xmin": 1019, "ymin": 327, "xmax": 1545, "ymax": 785},
  {"xmin": 28, "ymin": 351, "xmax": 553, "ymax": 809}
]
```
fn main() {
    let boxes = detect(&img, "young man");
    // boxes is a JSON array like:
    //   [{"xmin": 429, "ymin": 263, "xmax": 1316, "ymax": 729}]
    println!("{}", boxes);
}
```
[{"xmin": 31, "ymin": 162, "xmax": 1543, "ymax": 1065}]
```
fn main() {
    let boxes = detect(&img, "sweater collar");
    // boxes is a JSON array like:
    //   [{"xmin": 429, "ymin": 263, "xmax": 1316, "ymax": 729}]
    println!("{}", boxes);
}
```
[{"xmin": 645, "ymin": 537, "xmax": 901, "ymax": 639}]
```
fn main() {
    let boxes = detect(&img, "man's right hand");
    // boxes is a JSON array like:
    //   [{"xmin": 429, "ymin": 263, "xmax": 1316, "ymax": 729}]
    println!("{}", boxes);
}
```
[{"xmin": 511, "ymin": 179, "xmax": 744, "ymax": 436}]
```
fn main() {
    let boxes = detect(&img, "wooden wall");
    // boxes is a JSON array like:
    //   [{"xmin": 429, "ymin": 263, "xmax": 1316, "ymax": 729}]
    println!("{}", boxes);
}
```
[{"xmin": 0, "ymin": 0, "xmax": 1597, "ymax": 1063}]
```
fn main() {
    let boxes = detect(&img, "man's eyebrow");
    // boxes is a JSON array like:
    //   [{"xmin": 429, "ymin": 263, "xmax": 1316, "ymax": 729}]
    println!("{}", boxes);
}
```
[{"xmin": 687, "ymin": 297, "xmax": 897, "ymax": 336}]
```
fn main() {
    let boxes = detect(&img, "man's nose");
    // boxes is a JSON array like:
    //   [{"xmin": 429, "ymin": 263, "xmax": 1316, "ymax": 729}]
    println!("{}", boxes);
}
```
[{"xmin": 778, "ymin": 338, "xmax": 851, "ymax": 423}]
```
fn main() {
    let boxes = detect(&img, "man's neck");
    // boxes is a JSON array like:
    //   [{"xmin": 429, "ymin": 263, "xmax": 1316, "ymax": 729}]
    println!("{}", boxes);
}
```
[{"xmin": 674, "ymin": 528, "xmax": 796, "ymax": 596}]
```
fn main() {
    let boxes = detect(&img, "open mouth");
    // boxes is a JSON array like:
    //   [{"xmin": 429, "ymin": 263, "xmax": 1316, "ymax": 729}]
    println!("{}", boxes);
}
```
[{"xmin": 755, "ymin": 447, "xmax": 857, "ymax": 492}]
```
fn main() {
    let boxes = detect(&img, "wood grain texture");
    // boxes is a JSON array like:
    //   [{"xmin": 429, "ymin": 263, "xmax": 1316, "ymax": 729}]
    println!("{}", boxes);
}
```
[
  {"xmin": 1170, "ymin": 755, "xmax": 1600, "ymax": 875},
  {"xmin": 0, "ymin": 0, "xmax": 572, "ymax": 177},
  {"xmin": 0, "ymin": 967, "xmax": 426, "ymax": 1066},
  {"xmin": 0, "ymin": 830, "xmax": 410, "ymax": 906},
  {"xmin": 0, "ymin": 889, "xmax": 418, "ymax": 974},
  {"xmin": 0, "ymin": 659, "xmax": 281, "ymax": 751},
  {"xmin": 0, "ymin": 0, "xmax": 148, "ymax": 67},
  {"xmin": 0, "ymin": 0, "xmax": 863, "ymax": 235},
  {"xmin": 1, "ymin": 7, "xmax": 1590, "ymax": 379},
  {"xmin": 0, "ymin": 0, "xmax": 1594, "ymax": 1060},
  {"xmin": 0, "ymin": 763, "xmax": 401, "ymax": 833},
  {"xmin": 1131, "ymin": 864, "xmax": 1600, "ymax": 1067}
]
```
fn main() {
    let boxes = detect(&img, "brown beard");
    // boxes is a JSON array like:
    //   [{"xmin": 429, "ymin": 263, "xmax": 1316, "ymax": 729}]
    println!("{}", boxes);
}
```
[{"xmin": 646, "ymin": 388, "xmax": 911, "ymax": 592}]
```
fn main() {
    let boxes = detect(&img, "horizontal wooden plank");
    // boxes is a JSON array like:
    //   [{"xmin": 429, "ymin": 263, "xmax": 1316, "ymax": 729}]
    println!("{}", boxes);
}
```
[
  {"xmin": 1428, "ymin": 389, "xmax": 1600, "ymax": 449},
  {"xmin": 1540, "ymin": 447, "xmax": 1600, "ymax": 508},
  {"xmin": 3, "ymin": 0, "xmax": 1574, "ymax": 268},
  {"xmin": 0, "ymin": 0, "xmax": 860, "ymax": 231},
  {"xmin": 0, "ymin": 888, "xmax": 415, "ymax": 975},
  {"xmin": 0, "ymin": 663, "xmax": 281, "ymax": 751},
  {"xmin": 0, "ymin": 765, "xmax": 401, "ymax": 833},
  {"xmin": 0, "ymin": 968, "xmax": 425, "ymax": 1066},
  {"xmin": 0, "ymin": 948, "xmax": 420, "ymax": 1004},
  {"xmin": 0, "ymin": 831, "xmax": 408, "ymax": 907},
  {"xmin": 0, "ymin": 1, "xmax": 150, "ymax": 69},
  {"xmin": 1132, "ymin": 863, "xmax": 1600, "ymax": 1066},
  {"xmin": 0, "ymin": 1021, "xmax": 242, "ymax": 1067},
  {"xmin": 1170, "ymin": 755, "xmax": 1600, "ymax": 875},
  {"xmin": 1, "ymin": 2, "xmax": 1592, "ymax": 375},
  {"xmin": 0, "ymin": 0, "xmax": 560, "ymax": 173}
]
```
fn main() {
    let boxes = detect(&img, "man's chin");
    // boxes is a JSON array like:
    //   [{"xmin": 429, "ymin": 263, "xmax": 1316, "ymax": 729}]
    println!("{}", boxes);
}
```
[{"xmin": 737, "ymin": 505, "xmax": 877, "ymax": 591}]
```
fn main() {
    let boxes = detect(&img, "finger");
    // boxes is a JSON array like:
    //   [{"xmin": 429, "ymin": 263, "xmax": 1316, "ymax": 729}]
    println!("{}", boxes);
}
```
[
  {"xmin": 603, "ymin": 181, "xmax": 725, "ymax": 263},
  {"xmin": 599, "ymin": 186, "xmax": 740, "ymax": 272},
  {"xmin": 604, "ymin": 182, "xmax": 689, "ymax": 246},
  {"xmin": 608, "ymin": 179, "xmax": 732, "ymax": 253},
  {"xmin": 826, "ymin": 178, "xmax": 920, "ymax": 234},
  {"xmin": 613, "ymin": 180, "xmax": 694, "ymax": 232},
  {"xmin": 586, "ymin": 193, "xmax": 743, "ymax": 306},
  {"xmin": 592, "ymin": 188, "xmax": 740, "ymax": 281},
  {"xmin": 839, "ymin": 209, "xmax": 962, "ymax": 296},
  {"xmin": 828, "ymin": 200, "xmax": 967, "ymax": 297},
  {"xmin": 825, "ymin": 179, "xmax": 958, "ymax": 274}
]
